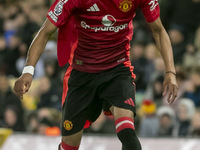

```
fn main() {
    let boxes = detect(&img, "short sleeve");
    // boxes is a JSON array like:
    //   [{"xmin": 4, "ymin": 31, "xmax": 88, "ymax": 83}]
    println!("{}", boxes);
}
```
[
  {"xmin": 47, "ymin": 0, "xmax": 80, "ymax": 27},
  {"xmin": 140, "ymin": 0, "xmax": 160, "ymax": 23}
]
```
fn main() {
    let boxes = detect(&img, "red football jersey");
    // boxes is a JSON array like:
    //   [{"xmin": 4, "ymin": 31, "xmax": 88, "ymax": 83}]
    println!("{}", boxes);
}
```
[{"xmin": 47, "ymin": 0, "xmax": 160, "ymax": 73}]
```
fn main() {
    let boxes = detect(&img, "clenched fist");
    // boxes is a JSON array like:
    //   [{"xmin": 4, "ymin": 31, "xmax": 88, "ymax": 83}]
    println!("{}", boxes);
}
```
[{"xmin": 14, "ymin": 74, "xmax": 33, "ymax": 99}]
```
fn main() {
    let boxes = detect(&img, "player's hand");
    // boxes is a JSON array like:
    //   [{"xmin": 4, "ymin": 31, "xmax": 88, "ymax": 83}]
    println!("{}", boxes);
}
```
[
  {"xmin": 14, "ymin": 74, "xmax": 33, "ymax": 99},
  {"xmin": 162, "ymin": 73, "xmax": 178, "ymax": 105}
]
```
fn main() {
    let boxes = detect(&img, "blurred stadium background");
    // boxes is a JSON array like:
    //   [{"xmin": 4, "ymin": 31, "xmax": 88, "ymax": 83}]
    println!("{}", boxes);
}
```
[{"xmin": 0, "ymin": 0, "xmax": 200, "ymax": 149}]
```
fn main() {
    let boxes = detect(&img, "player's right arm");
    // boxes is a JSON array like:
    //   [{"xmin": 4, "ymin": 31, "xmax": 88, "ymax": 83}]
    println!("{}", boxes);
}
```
[
  {"xmin": 26, "ymin": 19, "xmax": 57, "ymax": 67},
  {"xmin": 14, "ymin": 20, "xmax": 57, "ymax": 99},
  {"xmin": 14, "ymin": 0, "xmax": 81, "ymax": 99}
]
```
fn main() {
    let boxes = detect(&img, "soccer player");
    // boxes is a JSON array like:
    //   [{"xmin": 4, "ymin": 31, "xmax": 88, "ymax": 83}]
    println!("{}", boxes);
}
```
[{"xmin": 14, "ymin": 0, "xmax": 178, "ymax": 150}]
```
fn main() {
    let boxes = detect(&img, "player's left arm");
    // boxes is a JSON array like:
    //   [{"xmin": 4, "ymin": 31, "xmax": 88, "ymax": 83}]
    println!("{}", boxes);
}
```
[{"xmin": 148, "ymin": 17, "xmax": 178, "ymax": 104}]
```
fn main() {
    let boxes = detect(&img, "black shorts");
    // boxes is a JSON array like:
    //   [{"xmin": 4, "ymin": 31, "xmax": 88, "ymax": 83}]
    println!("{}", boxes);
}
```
[{"xmin": 61, "ymin": 63, "xmax": 136, "ymax": 136}]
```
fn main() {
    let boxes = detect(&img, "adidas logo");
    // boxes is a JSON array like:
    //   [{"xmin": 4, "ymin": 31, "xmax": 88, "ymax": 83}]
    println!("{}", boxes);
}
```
[
  {"xmin": 124, "ymin": 98, "xmax": 135, "ymax": 107},
  {"xmin": 87, "ymin": 3, "xmax": 100, "ymax": 12}
]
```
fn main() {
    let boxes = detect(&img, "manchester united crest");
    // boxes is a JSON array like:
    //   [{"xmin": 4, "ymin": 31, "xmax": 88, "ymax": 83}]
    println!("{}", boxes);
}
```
[
  {"xmin": 63, "ymin": 120, "xmax": 73, "ymax": 131},
  {"xmin": 119, "ymin": 0, "xmax": 133, "ymax": 12}
]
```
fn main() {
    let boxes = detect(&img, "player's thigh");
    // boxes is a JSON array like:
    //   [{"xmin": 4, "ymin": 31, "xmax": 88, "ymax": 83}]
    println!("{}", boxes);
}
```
[
  {"xmin": 110, "ymin": 106, "xmax": 134, "ymax": 120},
  {"xmin": 62, "ymin": 129, "xmax": 83, "ymax": 146},
  {"xmin": 61, "ymin": 68, "xmax": 102, "ymax": 143},
  {"xmin": 102, "ymin": 74, "xmax": 136, "ymax": 117}
]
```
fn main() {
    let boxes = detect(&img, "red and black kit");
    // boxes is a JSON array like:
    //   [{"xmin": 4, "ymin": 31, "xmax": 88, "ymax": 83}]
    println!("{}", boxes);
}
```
[
  {"xmin": 47, "ymin": 0, "xmax": 160, "ymax": 136},
  {"xmin": 62, "ymin": 63, "xmax": 135, "ymax": 135}
]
